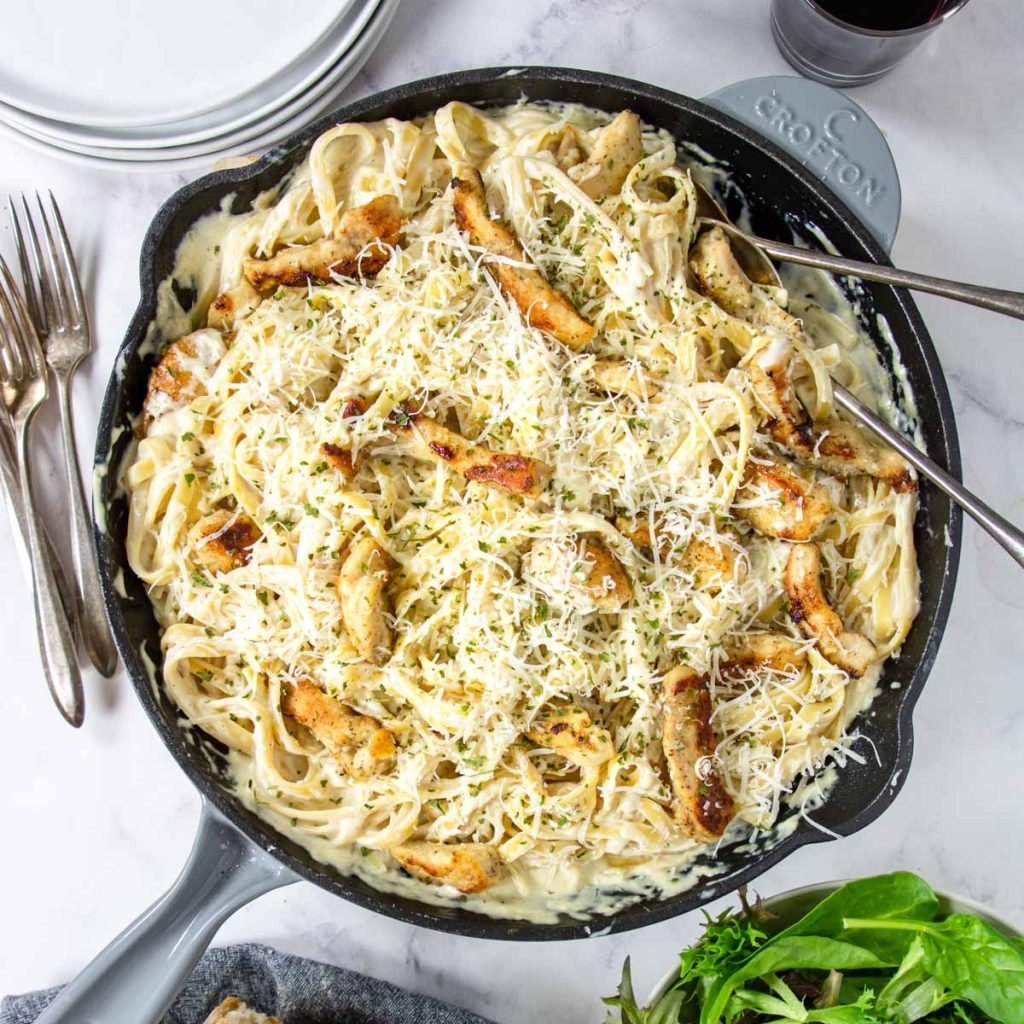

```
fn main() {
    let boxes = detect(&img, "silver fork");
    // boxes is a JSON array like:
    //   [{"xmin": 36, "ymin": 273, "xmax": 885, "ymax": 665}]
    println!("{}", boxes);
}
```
[
  {"xmin": 10, "ymin": 193, "xmax": 117, "ymax": 677},
  {"xmin": 0, "ymin": 255, "xmax": 84, "ymax": 725}
]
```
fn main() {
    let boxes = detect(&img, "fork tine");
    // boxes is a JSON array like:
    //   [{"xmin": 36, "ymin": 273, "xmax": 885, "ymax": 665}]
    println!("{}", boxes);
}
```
[
  {"xmin": 18, "ymin": 194, "xmax": 56, "ymax": 336},
  {"xmin": 0, "ymin": 255, "xmax": 45, "ymax": 380},
  {"xmin": 35, "ymin": 191, "xmax": 72, "ymax": 329},
  {"xmin": 8, "ymin": 197, "xmax": 45, "ymax": 333},
  {"xmin": 45, "ymin": 191, "xmax": 88, "ymax": 329},
  {"xmin": 0, "ymin": 264, "xmax": 26, "ymax": 382}
]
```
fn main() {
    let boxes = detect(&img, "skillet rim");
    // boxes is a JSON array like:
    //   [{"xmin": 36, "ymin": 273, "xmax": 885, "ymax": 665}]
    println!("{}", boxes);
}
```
[{"xmin": 94, "ymin": 65, "xmax": 963, "ymax": 940}]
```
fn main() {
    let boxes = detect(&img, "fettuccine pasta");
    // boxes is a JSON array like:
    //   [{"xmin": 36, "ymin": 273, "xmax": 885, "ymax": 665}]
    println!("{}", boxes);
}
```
[{"xmin": 124, "ymin": 101, "xmax": 919, "ymax": 921}]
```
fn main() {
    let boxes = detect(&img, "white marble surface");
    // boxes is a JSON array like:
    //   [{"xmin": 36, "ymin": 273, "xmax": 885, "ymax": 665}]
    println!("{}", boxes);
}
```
[{"xmin": 2, "ymin": 2, "xmax": 1023, "ymax": 1021}]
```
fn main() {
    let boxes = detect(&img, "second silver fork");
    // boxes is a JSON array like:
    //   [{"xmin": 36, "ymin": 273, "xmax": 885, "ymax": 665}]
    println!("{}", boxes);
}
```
[
  {"xmin": 0, "ymin": 256, "xmax": 84, "ymax": 725},
  {"xmin": 10, "ymin": 193, "xmax": 117, "ymax": 678}
]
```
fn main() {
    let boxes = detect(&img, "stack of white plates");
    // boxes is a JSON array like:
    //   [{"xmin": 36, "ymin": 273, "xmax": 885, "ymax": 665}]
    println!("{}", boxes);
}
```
[{"xmin": 0, "ymin": 0, "xmax": 400, "ymax": 170}]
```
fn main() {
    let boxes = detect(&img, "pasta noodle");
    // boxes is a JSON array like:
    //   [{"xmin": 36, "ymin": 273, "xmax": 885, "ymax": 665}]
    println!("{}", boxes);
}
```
[{"xmin": 124, "ymin": 101, "xmax": 919, "ymax": 920}]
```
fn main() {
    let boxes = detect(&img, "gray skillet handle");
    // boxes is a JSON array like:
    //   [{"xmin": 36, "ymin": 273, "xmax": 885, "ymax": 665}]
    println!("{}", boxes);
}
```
[
  {"xmin": 702, "ymin": 75, "xmax": 901, "ymax": 251},
  {"xmin": 35, "ymin": 799, "xmax": 298, "ymax": 1024}
]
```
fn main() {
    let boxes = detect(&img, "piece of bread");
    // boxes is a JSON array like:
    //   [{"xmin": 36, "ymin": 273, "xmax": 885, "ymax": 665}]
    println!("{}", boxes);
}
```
[{"xmin": 203, "ymin": 996, "xmax": 283, "ymax": 1024}]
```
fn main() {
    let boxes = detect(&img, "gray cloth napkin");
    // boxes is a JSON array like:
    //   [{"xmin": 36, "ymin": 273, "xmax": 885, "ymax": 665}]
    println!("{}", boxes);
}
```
[{"xmin": 1, "ymin": 943, "xmax": 495, "ymax": 1024}]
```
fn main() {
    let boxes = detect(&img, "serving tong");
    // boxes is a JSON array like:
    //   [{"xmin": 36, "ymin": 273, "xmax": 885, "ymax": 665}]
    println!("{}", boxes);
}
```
[{"xmin": 693, "ymin": 183, "xmax": 1024, "ymax": 569}]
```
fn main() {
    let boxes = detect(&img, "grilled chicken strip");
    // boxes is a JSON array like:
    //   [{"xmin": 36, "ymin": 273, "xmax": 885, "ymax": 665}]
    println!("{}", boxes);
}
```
[
  {"xmin": 143, "ymin": 328, "xmax": 226, "ymax": 426},
  {"xmin": 661, "ymin": 666, "xmax": 735, "ymax": 841},
  {"xmin": 525, "ymin": 702, "xmax": 614, "ymax": 766},
  {"xmin": 207, "ymin": 280, "xmax": 261, "ymax": 331},
  {"xmin": 391, "ymin": 841, "xmax": 503, "ymax": 894},
  {"xmin": 734, "ymin": 453, "xmax": 832, "ymax": 541},
  {"xmin": 282, "ymin": 678, "xmax": 395, "ymax": 778},
  {"xmin": 724, "ymin": 632, "xmax": 809, "ymax": 676},
  {"xmin": 389, "ymin": 406, "xmax": 551, "ymax": 497},
  {"xmin": 615, "ymin": 517, "xmax": 737, "ymax": 593},
  {"xmin": 338, "ymin": 535, "xmax": 395, "ymax": 665},
  {"xmin": 189, "ymin": 509, "xmax": 260, "ymax": 574},
  {"xmin": 691, "ymin": 226, "xmax": 801, "ymax": 336},
  {"xmin": 452, "ymin": 168, "xmax": 595, "ymax": 349},
  {"xmin": 749, "ymin": 339, "xmax": 916, "ymax": 492},
  {"xmin": 321, "ymin": 397, "xmax": 366, "ymax": 480},
  {"xmin": 568, "ymin": 109, "xmax": 644, "ymax": 200},
  {"xmin": 243, "ymin": 195, "xmax": 403, "ymax": 290},
  {"xmin": 592, "ymin": 358, "xmax": 660, "ymax": 399},
  {"xmin": 578, "ymin": 537, "xmax": 631, "ymax": 611},
  {"xmin": 543, "ymin": 124, "xmax": 584, "ymax": 171},
  {"xmin": 782, "ymin": 543, "xmax": 876, "ymax": 677}
]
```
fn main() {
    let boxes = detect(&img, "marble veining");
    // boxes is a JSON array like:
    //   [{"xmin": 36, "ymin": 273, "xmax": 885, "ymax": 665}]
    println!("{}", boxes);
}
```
[{"xmin": 1, "ymin": 2, "xmax": 1023, "ymax": 1021}]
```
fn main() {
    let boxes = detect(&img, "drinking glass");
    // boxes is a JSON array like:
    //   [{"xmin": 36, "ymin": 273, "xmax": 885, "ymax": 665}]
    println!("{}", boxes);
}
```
[{"xmin": 771, "ymin": 0, "xmax": 972, "ymax": 88}]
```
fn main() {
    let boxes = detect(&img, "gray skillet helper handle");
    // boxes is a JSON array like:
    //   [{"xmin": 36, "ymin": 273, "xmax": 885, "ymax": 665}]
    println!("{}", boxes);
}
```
[
  {"xmin": 34, "ymin": 798, "xmax": 298, "ymax": 1024},
  {"xmin": 702, "ymin": 75, "xmax": 901, "ymax": 251}
]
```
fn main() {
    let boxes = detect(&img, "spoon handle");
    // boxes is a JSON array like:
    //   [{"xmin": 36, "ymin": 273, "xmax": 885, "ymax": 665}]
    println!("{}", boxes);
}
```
[
  {"xmin": 753, "ymin": 236, "xmax": 1024, "ymax": 321},
  {"xmin": 833, "ymin": 383, "xmax": 1024, "ymax": 569}
]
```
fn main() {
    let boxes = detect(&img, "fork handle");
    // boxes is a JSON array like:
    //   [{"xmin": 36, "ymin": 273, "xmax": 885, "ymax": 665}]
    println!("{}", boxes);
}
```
[
  {"xmin": 15, "ymin": 415, "xmax": 84, "ymax": 726},
  {"xmin": 56, "ymin": 376, "xmax": 117, "ymax": 677},
  {"xmin": 0, "ymin": 423, "xmax": 75, "ymax": 612},
  {"xmin": 751, "ymin": 236, "xmax": 1024, "ymax": 321}
]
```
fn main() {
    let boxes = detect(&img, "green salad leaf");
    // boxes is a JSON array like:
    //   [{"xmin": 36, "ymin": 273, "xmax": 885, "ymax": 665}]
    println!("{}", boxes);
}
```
[
  {"xmin": 605, "ymin": 874, "xmax": 1023, "ymax": 1024},
  {"xmin": 844, "ymin": 912, "xmax": 1024, "ymax": 1024}
]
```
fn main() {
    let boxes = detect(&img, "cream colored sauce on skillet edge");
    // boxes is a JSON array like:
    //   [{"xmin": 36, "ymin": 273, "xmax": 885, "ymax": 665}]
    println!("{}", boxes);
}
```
[{"xmin": 103, "ymin": 102, "xmax": 923, "ymax": 925}]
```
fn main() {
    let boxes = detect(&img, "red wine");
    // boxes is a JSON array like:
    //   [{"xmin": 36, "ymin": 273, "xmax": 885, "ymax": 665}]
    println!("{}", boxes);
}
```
[{"xmin": 814, "ymin": 0, "xmax": 944, "ymax": 30}]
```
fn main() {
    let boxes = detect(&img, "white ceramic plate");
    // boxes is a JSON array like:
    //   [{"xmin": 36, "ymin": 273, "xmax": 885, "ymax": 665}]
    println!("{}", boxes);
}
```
[
  {"xmin": 0, "ymin": 0, "xmax": 401, "ymax": 171},
  {"xmin": 0, "ymin": 0, "xmax": 382, "ymax": 149},
  {"xmin": 0, "ymin": 0, "xmax": 362, "ymax": 129}
]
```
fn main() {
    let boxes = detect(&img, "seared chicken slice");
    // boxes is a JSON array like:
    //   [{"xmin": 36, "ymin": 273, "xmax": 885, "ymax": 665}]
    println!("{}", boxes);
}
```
[
  {"xmin": 338, "ymin": 535, "xmax": 395, "ymax": 665},
  {"xmin": 724, "ymin": 632, "xmax": 808, "ymax": 676},
  {"xmin": 782, "ymin": 543, "xmax": 876, "ymax": 677},
  {"xmin": 390, "ymin": 407, "xmax": 551, "ymax": 497},
  {"xmin": 525, "ymin": 702, "xmax": 614, "ymax": 766},
  {"xmin": 243, "ymin": 195, "xmax": 403, "ymax": 290},
  {"xmin": 321, "ymin": 397, "xmax": 366, "ymax": 480},
  {"xmin": 452, "ymin": 168, "xmax": 594, "ymax": 349},
  {"xmin": 616, "ymin": 515, "xmax": 664, "ymax": 555},
  {"xmin": 735, "ymin": 453, "xmax": 832, "ymax": 541},
  {"xmin": 189, "ymin": 509, "xmax": 260, "ymax": 574},
  {"xmin": 568, "ymin": 110, "xmax": 644, "ymax": 200},
  {"xmin": 207, "ymin": 280, "xmax": 261, "ymax": 331},
  {"xmin": 592, "ymin": 359, "xmax": 659, "ymax": 399},
  {"xmin": 681, "ymin": 536, "xmax": 738, "ymax": 592},
  {"xmin": 690, "ymin": 226, "xmax": 801, "ymax": 336},
  {"xmin": 578, "ymin": 537, "xmax": 632, "ymax": 611},
  {"xmin": 282, "ymin": 678, "xmax": 395, "ymax": 778},
  {"xmin": 544, "ymin": 124, "xmax": 584, "ymax": 171},
  {"xmin": 322, "ymin": 443, "xmax": 356, "ymax": 479},
  {"xmin": 615, "ymin": 517, "xmax": 736, "ymax": 593},
  {"xmin": 203, "ymin": 996, "xmax": 282, "ymax": 1024},
  {"xmin": 143, "ymin": 328, "xmax": 226, "ymax": 426},
  {"xmin": 661, "ymin": 666, "xmax": 735, "ymax": 842},
  {"xmin": 391, "ymin": 841, "xmax": 503, "ymax": 894},
  {"xmin": 807, "ymin": 419, "xmax": 917, "ymax": 493},
  {"xmin": 750, "ymin": 340, "xmax": 916, "ymax": 493}
]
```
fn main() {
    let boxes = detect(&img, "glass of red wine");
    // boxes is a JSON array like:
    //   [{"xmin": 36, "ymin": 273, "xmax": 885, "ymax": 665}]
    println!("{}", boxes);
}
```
[{"xmin": 771, "ymin": 0, "xmax": 972, "ymax": 87}]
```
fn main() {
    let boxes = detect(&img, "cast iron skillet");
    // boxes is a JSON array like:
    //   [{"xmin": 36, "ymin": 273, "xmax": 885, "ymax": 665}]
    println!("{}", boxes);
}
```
[{"xmin": 77, "ymin": 65, "xmax": 960, "ymax": 1021}]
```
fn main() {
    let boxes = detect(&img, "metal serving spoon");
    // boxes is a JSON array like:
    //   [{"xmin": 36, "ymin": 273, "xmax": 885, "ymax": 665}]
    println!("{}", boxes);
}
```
[
  {"xmin": 692, "ymin": 186, "xmax": 1024, "ymax": 570},
  {"xmin": 693, "ymin": 184, "xmax": 1024, "ymax": 320}
]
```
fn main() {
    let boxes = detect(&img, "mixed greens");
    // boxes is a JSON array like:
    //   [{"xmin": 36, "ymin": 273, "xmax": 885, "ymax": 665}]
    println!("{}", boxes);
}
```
[{"xmin": 605, "ymin": 874, "xmax": 1024, "ymax": 1024}]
